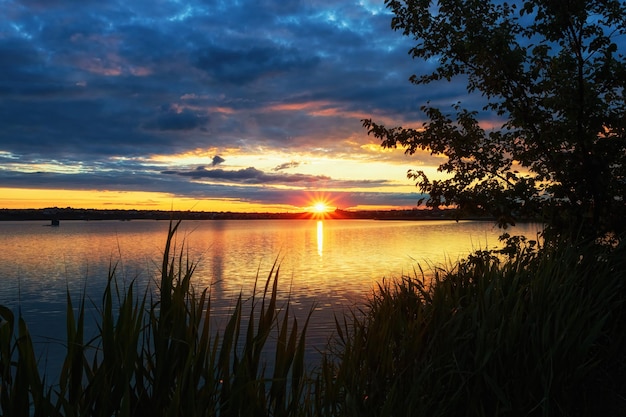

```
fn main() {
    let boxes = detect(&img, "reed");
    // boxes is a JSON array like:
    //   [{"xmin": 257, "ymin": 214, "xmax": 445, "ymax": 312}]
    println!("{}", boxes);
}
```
[
  {"xmin": 319, "ymin": 241, "xmax": 626, "ymax": 416},
  {"xmin": 0, "ymin": 220, "xmax": 313, "ymax": 417}
]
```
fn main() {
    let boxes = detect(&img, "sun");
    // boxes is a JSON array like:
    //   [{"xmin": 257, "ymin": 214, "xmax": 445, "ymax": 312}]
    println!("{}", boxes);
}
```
[
  {"xmin": 307, "ymin": 199, "xmax": 333, "ymax": 217},
  {"xmin": 302, "ymin": 192, "xmax": 339, "ymax": 217},
  {"xmin": 313, "ymin": 202, "xmax": 328, "ymax": 213}
]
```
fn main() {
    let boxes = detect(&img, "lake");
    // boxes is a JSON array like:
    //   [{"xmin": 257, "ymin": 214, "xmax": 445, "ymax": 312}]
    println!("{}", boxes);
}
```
[{"xmin": 0, "ymin": 219, "xmax": 541, "ymax": 372}]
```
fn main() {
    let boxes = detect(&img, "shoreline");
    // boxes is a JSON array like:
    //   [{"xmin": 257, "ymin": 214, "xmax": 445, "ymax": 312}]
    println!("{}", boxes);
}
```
[{"xmin": 0, "ymin": 207, "xmax": 477, "ymax": 222}]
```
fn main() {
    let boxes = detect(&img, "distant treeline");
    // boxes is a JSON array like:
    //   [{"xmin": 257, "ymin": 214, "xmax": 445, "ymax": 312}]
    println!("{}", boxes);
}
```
[{"xmin": 0, "ymin": 207, "xmax": 469, "ymax": 222}]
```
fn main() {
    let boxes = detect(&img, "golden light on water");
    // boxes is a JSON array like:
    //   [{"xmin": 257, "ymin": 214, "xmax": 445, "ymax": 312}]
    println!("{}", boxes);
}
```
[{"xmin": 317, "ymin": 220, "xmax": 324, "ymax": 257}]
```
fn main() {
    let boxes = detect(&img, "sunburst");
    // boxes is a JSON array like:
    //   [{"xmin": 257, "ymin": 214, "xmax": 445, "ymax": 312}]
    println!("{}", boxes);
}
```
[
  {"xmin": 313, "ymin": 201, "xmax": 329, "ymax": 213},
  {"xmin": 307, "ymin": 199, "xmax": 334, "ymax": 218}
]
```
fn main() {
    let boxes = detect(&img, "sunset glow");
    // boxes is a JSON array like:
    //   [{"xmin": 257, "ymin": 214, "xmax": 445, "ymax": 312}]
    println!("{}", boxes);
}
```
[
  {"xmin": 0, "ymin": 0, "xmax": 470, "ymax": 212},
  {"xmin": 0, "ymin": 188, "xmax": 301, "ymax": 212},
  {"xmin": 313, "ymin": 202, "xmax": 330, "ymax": 213}
]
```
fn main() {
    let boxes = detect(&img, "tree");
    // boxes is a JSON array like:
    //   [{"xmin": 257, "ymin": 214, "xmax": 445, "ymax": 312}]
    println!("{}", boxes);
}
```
[{"xmin": 364, "ymin": 0, "xmax": 626, "ymax": 242}]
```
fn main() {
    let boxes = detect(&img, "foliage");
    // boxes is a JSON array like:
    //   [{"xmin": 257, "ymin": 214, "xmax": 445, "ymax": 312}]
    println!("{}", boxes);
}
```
[
  {"xmin": 363, "ymin": 0, "xmax": 626, "ymax": 241},
  {"xmin": 320, "ymin": 240, "xmax": 626, "ymax": 416}
]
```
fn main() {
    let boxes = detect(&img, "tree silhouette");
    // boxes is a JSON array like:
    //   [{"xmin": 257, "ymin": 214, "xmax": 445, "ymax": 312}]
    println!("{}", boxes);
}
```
[{"xmin": 365, "ymin": 0, "xmax": 626, "ymax": 242}]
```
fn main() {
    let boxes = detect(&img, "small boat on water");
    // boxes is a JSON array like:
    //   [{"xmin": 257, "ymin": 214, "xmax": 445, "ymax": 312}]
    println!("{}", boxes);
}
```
[{"xmin": 50, "ymin": 219, "xmax": 60, "ymax": 226}]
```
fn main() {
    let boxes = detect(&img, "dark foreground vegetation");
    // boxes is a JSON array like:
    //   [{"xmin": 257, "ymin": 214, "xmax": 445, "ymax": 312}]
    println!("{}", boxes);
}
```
[{"xmin": 1, "ymin": 221, "xmax": 625, "ymax": 416}]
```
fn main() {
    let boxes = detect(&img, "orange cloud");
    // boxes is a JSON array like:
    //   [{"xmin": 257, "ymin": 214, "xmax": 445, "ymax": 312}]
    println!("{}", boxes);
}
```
[{"xmin": 208, "ymin": 106, "xmax": 237, "ymax": 115}]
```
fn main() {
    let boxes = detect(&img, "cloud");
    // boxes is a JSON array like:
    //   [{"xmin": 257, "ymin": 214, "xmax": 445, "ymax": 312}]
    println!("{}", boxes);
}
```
[
  {"xmin": 143, "ymin": 105, "xmax": 209, "ymax": 131},
  {"xmin": 212, "ymin": 155, "xmax": 225, "ymax": 166},
  {"xmin": 167, "ymin": 166, "xmax": 332, "ymax": 185},
  {"xmin": 273, "ymin": 161, "xmax": 300, "ymax": 171},
  {"xmin": 194, "ymin": 44, "xmax": 321, "ymax": 85},
  {"xmin": 161, "ymin": 165, "xmax": 392, "ymax": 190}
]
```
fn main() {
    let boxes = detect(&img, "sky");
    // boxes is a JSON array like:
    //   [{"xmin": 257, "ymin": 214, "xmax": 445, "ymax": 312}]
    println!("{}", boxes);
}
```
[{"xmin": 0, "ymin": 0, "xmax": 474, "ymax": 212}]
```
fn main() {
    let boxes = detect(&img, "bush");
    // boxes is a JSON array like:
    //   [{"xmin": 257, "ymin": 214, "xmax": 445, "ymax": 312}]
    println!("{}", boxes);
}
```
[{"xmin": 320, "ymin": 241, "xmax": 626, "ymax": 416}]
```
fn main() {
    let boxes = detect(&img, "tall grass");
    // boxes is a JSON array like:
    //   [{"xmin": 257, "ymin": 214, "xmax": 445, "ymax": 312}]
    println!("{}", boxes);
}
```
[
  {"xmin": 318, "ymin": 241, "xmax": 626, "ymax": 416},
  {"xmin": 0, "ymin": 220, "xmax": 313, "ymax": 417}
]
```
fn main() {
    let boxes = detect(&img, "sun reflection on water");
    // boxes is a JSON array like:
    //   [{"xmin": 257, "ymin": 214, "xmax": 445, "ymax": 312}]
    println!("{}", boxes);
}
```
[{"xmin": 317, "ymin": 220, "xmax": 323, "ymax": 257}]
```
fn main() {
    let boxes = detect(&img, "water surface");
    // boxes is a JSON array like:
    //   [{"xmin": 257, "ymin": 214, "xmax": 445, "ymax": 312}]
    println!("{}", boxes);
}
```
[{"xmin": 0, "ymin": 219, "xmax": 541, "ymax": 369}]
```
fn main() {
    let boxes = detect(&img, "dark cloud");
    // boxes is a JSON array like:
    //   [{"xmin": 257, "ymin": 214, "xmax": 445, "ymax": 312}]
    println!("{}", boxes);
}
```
[
  {"xmin": 161, "ymin": 165, "xmax": 390, "ymax": 189},
  {"xmin": 168, "ymin": 166, "xmax": 332, "ymax": 185},
  {"xmin": 194, "ymin": 44, "xmax": 321, "ymax": 85},
  {"xmin": 143, "ymin": 105, "xmax": 209, "ymax": 131},
  {"xmin": 273, "ymin": 161, "xmax": 300, "ymax": 171},
  {"xmin": 212, "ymin": 155, "xmax": 225, "ymax": 166}
]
